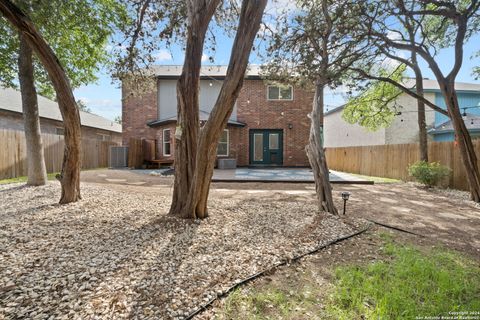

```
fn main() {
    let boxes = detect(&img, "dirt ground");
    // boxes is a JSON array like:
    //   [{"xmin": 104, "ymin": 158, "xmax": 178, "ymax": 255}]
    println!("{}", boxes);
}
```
[
  {"xmin": 82, "ymin": 169, "xmax": 480, "ymax": 259},
  {"xmin": 206, "ymin": 226, "xmax": 440, "ymax": 320}
]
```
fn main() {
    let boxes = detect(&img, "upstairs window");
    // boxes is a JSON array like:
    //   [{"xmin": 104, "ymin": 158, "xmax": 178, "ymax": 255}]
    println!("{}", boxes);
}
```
[
  {"xmin": 163, "ymin": 129, "xmax": 171, "ymax": 156},
  {"xmin": 96, "ymin": 134, "xmax": 111, "ymax": 141},
  {"xmin": 217, "ymin": 129, "xmax": 229, "ymax": 156},
  {"xmin": 267, "ymin": 85, "xmax": 293, "ymax": 100}
]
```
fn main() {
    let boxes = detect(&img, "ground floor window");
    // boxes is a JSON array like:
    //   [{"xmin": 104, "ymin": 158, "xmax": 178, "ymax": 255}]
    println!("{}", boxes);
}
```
[
  {"xmin": 55, "ymin": 127, "xmax": 64, "ymax": 135},
  {"xmin": 163, "ymin": 129, "xmax": 171, "ymax": 156},
  {"xmin": 217, "ymin": 129, "xmax": 229, "ymax": 156}
]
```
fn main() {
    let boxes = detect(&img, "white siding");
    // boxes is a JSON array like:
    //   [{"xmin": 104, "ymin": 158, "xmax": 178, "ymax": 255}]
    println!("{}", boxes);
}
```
[
  {"xmin": 324, "ymin": 92, "xmax": 437, "ymax": 148},
  {"xmin": 324, "ymin": 110, "xmax": 386, "ymax": 147},
  {"xmin": 157, "ymin": 79, "xmax": 237, "ymax": 120},
  {"xmin": 157, "ymin": 80, "xmax": 177, "ymax": 120},
  {"xmin": 385, "ymin": 92, "xmax": 436, "ymax": 144}
]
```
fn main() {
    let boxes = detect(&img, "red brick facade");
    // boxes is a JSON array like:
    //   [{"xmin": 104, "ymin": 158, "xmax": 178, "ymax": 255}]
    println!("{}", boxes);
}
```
[
  {"xmin": 234, "ymin": 80, "xmax": 313, "ymax": 166},
  {"xmin": 122, "ymin": 77, "xmax": 313, "ymax": 167}
]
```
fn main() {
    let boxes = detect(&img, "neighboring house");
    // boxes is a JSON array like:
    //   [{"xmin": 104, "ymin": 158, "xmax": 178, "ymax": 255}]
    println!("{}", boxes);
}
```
[
  {"xmin": 0, "ymin": 87, "xmax": 122, "ymax": 142},
  {"xmin": 122, "ymin": 65, "xmax": 314, "ymax": 166},
  {"xmin": 429, "ymin": 113, "xmax": 480, "ymax": 141},
  {"xmin": 324, "ymin": 80, "xmax": 480, "ymax": 147}
]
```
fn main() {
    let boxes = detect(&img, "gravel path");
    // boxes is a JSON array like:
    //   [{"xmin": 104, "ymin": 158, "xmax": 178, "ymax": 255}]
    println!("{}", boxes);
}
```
[{"xmin": 0, "ymin": 182, "xmax": 365, "ymax": 319}]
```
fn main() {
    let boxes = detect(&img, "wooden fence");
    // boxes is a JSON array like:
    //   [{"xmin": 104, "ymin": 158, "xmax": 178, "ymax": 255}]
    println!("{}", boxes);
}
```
[
  {"xmin": 0, "ymin": 129, "xmax": 119, "ymax": 180},
  {"xmin": 326, "ymin": 140, "xmax": 480, "ymax": 191}
]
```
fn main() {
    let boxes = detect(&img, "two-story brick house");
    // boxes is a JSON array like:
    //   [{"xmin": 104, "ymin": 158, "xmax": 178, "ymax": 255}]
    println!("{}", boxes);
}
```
[{"xmin": 122, "ymin": 65, "xmax": 314, "ymax": 167}]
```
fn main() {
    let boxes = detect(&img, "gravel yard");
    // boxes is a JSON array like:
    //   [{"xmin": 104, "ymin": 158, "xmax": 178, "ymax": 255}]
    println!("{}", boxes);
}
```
[{"xmin": 0, "ymin": 182, "xmax": 365, "ymax": 319}]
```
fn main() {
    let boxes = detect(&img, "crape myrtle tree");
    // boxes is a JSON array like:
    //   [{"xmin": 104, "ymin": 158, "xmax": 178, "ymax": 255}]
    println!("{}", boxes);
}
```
[
  {"xmin": 354, "ymin": 0, "xmax": 480, "ymax": 201},
  {"xmin": 179, "ymin": 1, "xmax": 268, "ymax": 219},
  {"xmin": 0, "ymin": 0, "xmax": 108, "ymax": 203},
  {"xmin": 119, "ymin": 0, "xmax": 267, "ymax": 219},
  {"xmin": 0, "ymin": 0, "xmax": 125, "ymax": 188},
  {"xmin": 262, "ymin": 0, "xmax": 368, "ymax": 214}
]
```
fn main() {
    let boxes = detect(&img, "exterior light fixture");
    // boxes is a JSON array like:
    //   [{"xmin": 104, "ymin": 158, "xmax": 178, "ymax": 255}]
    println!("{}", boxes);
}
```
[
  {"xmin": 209, "ymin": 81, "xmax": 213, "ymax": 87},
  {"xmin": 341, "ymin": 192, "xmax": 351, "ymax": 215},
  {"xmin": 462, "ymin": 108, "xmax": 467, "ymax": 120},
  {"xmin": 288, "ymin": 123, "xmax": 293, "ymax": 129}
]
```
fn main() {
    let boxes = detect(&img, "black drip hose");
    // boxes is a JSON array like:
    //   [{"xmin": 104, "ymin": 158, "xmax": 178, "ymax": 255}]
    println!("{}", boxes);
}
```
[
  {"xmin": 366, "ymin": 219, "xmax": 426, "ymax": 237},
  {"xmin": 184, "ymin": 223, "xmax": 373, "ymax": 320}
]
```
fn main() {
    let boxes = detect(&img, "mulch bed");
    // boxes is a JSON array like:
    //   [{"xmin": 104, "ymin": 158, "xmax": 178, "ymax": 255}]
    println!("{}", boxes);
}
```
[{"xmin": 0, "ymin": 182, "xmax": 366, "ymax": 319}]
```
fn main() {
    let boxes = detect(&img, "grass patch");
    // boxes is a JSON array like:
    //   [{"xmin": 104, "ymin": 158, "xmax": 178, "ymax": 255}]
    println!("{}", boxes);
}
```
[
  {"xmin": 218, "ymin": 284, "xmax": 323, "ymax": 320},
  {"xmin": 326, "ymin": 243, "xmax": 480, "ymax": 319},
  {"xmin": 0, "ymin": 172, "xmax": 59, "ymax": 185},
  {"xmin": 351, "ymin": 173, "xmax": 400, "ymax": 183},
  {"xmin": 216, "ymin": 236, "xmax": 480, "ymax": 320}
]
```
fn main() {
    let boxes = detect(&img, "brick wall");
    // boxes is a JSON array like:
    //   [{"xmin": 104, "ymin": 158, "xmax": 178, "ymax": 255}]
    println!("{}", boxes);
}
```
[
  {"xmin": 122, "ymin": 78, "xmax": 314, "ymax": 167},
  {"xmin": 234, "ymin": 79, "xmax": 313, "ymax": 166},
  {"xmin": 122, "ymin": 77, "xmax": 159, "ymax": 145}
]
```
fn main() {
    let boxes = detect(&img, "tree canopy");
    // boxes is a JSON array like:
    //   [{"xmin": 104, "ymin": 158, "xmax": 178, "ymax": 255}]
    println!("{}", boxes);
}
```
[
  {"xmin": 343, "ymin": 66, "xmax": 405, "ymax": 131},
  {"xmin": 0, "ymin": 0, "xmax": 127, "ymax": 97}
]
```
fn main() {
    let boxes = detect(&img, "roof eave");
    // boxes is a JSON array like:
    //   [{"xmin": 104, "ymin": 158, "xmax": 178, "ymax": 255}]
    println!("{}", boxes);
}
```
[{"xmin": 147, "ymin": 118, "xmax": 246, "ymax": 128}]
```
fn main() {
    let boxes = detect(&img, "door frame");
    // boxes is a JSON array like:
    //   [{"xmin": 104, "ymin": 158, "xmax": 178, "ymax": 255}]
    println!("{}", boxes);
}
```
[{"xmin": 249, "ymin": 129, "xmax": 284, "ymax": 166}]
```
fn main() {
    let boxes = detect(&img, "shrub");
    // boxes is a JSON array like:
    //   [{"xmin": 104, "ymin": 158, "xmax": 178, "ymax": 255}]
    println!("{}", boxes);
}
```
[{"xmin": 408, "ymin": 161, "xmax": 451, "ymax": 187}]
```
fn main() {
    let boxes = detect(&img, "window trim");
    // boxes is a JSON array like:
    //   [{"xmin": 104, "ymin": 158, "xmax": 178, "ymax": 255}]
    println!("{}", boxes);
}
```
[
  {"xmin": 217, "ymin": 129, "xmax": 229, "ymax": 157},
  {"xmin": 163, "ymin": 128, "xmax": 172, "ymax": 156},
  {"xmin": 266, "ymin": 85, "xmax": 294, "ymax": 101}
]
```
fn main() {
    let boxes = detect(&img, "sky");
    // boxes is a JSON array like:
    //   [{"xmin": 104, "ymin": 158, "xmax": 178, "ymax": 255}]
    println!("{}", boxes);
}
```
[{"xmin": 73, "ymin": 7, "xmax": 480, "ymax": 121}]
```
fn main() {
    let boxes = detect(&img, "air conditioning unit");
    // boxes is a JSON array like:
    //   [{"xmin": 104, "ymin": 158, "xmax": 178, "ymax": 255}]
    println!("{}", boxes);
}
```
[
  {"xmin": 109, "ymin": 146, "xmax": 128, "ymax": 168},
  {"xmin": 218, "ymin": 158, "xmax": 236, "ymax": 169}
]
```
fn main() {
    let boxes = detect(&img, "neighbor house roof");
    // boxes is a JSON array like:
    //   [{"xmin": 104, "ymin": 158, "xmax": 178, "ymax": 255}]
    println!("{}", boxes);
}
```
[
  {"xmin": 324, "ymin": 80, "xmax": 480, "ymax": 118},
  {"xmin": 324, "ymin": 105, "xmax": 345, "ymax": 116},
  {"xmin": 428, "ymin": 113, "xmax": 480, "ymax": 134},
  {"xmin": 147, "ymin": 110, "xmax": 246, "ymax": 127},
  {"xmin": 148, "ymin": 65, "xmax": 263, "ymax": 80},
  {"xmin": 0, "ymin": 87, "xmax": 122, "ymax": 133},
  {"xmin": 403, "ymin": 78, "xmax": 480, "ymax": 92}
]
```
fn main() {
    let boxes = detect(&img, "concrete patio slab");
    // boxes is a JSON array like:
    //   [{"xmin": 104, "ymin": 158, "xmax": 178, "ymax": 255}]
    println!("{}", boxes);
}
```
[{"xmin": 211, "ymin": 168, "xmax": 372, "ymax": 184}]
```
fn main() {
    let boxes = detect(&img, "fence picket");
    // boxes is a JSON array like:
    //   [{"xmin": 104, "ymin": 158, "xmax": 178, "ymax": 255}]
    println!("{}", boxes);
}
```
[
  {"xmin": 0, "ymin": 129, "xmax": 118, "ymax": 180},
  {"xmin": 326, "ymin": 141, "xmax": 479, "ymax": 191}
]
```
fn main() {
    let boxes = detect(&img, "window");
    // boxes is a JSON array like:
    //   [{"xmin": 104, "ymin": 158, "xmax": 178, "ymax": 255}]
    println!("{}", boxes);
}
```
[
  {"xmin": 96, "ymin": 134, "xmax": 111, "ymax": 141},
  {"xmin": 217, "ymin": 129, "xmax": 229, "ymax": 156},
  {"xmin": 267, "ymin": 85, "xmax": 293, "ymax": 100},
  {"xmin": 269, "ymin": 133, "xmax": 279, "ymax": 149},
  {"xmin": 55, "ymin": 127, "xmax": 64, "ymax": 135},
  {"xmin": 163, "ymin": 129, "xmax": 171, "ymax": 156}
]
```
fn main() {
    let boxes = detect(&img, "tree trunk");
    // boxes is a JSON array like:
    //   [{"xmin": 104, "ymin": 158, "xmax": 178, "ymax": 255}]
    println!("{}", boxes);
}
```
[
  {"xmin": 168, "ymin": 0, "xmax": 220, "ymax": 216},
  {"xmin": 179, "ymin": 0, "xmax": 268, "ymax": 219},
  {"xmin": 0, "ymin": 0, "xmax": 82, "ymax": 203},
  {"xmin": 306, "ymin": 82, "xmax": 337, "ymax": 214},
  {"xmin": 18, "ymin": 34, "xmax": 47, "ymax": 185},
  {"xmin": 415, "ymin": 71, "xmax": 428, "ymax": 162},
  {"xmin": 416, "ymin": 82, "xmax": 428, "ymax": 162},
  {"xmin": 443, "ymin": 84, "xmax": 480, "ymax": 202},
  {"xmin": 412, "ymin": 57, "xmax": 428, "ymax": 162}
]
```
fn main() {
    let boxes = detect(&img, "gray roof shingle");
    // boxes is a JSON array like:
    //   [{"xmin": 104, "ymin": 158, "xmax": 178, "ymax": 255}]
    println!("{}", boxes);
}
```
[{"xmin": 0, "ymin": 87, "xmax": 121, "ymax": 133}]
